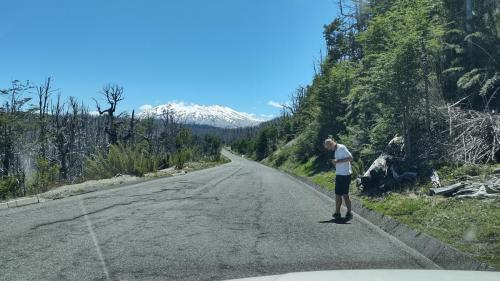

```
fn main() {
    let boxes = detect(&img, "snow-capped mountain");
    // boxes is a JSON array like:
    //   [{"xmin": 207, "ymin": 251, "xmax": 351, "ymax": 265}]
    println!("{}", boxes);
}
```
[{"xmin": 138, "ymin": 102, "xmax": 265, "ymax": 128}]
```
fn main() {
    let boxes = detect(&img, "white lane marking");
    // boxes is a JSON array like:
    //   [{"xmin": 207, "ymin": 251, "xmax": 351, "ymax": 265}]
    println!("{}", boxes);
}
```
[{"xmin": 79, "ymin": 200, "xmax": 112, "ymax": 281}]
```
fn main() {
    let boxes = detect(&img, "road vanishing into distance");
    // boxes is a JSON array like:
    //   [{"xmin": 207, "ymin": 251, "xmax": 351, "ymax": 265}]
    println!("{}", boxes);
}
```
[{"xmin": 0, "ymin": 150, "xmax": 439, "ymax": 281}]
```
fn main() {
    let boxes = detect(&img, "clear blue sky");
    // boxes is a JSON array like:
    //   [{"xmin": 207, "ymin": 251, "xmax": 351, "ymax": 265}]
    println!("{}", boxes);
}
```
[{"xmin": 1, "ymin": 0, "xmax": 338, "ymax": 119}]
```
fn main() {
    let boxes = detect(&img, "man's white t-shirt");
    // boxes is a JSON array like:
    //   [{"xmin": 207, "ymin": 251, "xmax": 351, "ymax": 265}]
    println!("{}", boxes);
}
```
[{"xmin": 334, "ymin": 144, "xmax": 353, "ymax": 176}]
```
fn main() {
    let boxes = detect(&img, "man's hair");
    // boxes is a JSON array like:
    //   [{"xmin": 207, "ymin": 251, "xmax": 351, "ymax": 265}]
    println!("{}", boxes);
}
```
[{"xmin": 324, "ymin": 138, "xmax": 336, "ymax": 146}]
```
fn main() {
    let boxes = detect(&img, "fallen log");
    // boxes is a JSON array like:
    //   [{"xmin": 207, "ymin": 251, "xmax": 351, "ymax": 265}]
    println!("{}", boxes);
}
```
[
  {"xmin": 359, "ymin": 135, "xmax": 420, "ymax": 192},
  {"xmin": 360, "ymin": 153, "xmax": 390, "ymax": 190},
  {"xmin": 485, "ymin": 185, "xmax": 500, "ymax": 194},
  {"xmin": 456, "ymin": 186, "xmax": 500, "ymax": 199},
  {"xmin": 486, "ymin": 177, "xmax": 500, "ymax": 186},
  {"xmin": 429, "ymin": 182, "xmax": 466, "ymax": 196},
  {"xmin": 452, "ymin": 186, "xmax": 479, "ymax": 196},
  {"xmin": 390, "ymin": 166, "xmax": 417, "ymax": 184}
]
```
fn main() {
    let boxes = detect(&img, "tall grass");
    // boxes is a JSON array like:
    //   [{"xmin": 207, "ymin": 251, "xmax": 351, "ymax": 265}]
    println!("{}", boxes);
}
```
[{"xmin": 85, "ymin": 145, "xmax": 160, "ymax": 179}]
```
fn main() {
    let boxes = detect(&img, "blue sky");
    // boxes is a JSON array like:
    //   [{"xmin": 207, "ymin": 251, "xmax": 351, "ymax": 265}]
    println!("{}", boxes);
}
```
[{"xmin": 1, "ymin": 0, "xmax": 338, "ymax": 119}]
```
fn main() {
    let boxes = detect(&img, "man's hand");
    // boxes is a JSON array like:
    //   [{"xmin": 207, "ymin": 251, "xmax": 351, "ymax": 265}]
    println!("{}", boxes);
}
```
[{"xmin": 331, "ymin": 159, "xmax": 338, "ymax": 165}]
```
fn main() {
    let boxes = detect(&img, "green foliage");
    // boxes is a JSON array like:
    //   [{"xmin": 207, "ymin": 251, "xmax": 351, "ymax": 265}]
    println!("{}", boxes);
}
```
[
  {"xmin": 480, "ymin": 72, "xmax": 500, "ymax": 97},
  {"xmin": 272, "ymin": 146, "xmax": 294, "ymax": 167},
  {"xmin": 351, "ymin": 159, "xmax": 366, "ymax": 179},
  {"xmin": 231, "ymin": 138, "xmax": 255, "ymax": 157},
  {"xmin": 244, "ymin": 0, "xmax": 453, "ymax": 172},
  {"xmin": 315, "ymin": 61, "xmax": 357, "ymax": 144},
  {"xmin": 457, "ymin": 68, "xmax": 487, "ymax": 90},
  {"xmin": 292, "ymin": 121, "xmax": 320, "ymax": 162},
  {"xmin": 0, "ymin": 176, "xmax": 20, "ymax": 200},
  {"xmin": 441, "ymin": 0, "xmax": 500, "ymax": 108},
  {"xmin": 203, "ymin": 134, "xmax": 222, "ymax": 161},
  {"xmin": 175, "ymin": 128, "xmax": 193, "ymax": 149},
  {"xmin": 172, "ymin": 148, "xmax": 193, "ymax": 169},
  {"xmin": 32, "ymin": 157, "xmax": 59, "ymax": 193},
  {"xmin": 352, "ymin": 0, "xmax": 444, "ymax": 160},
  {"xmin": 255, "ymin": 126, "xmax": 279, "ymax": 160},
  {"xmin": 437, "ymin": 163, "xmax": 496, "ymax": 182},
  {"xmin": 85, "ymin": 145, "xmax": 158, "ymax": 179}
]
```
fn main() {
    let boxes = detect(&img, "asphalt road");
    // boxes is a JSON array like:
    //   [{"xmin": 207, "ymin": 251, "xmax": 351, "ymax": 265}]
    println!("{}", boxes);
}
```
[{"xmin": 0, "ymin": 150, "xmax": 439, "ymax": 281}]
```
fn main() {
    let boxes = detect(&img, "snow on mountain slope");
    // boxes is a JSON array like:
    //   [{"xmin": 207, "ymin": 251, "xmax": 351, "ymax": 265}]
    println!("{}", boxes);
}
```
[{"xmin": 138, "ymin": 102, "xmax": 266, "ymax": 128}]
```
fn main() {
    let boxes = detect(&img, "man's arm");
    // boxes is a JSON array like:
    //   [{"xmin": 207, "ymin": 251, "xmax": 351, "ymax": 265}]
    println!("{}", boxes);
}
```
[
  {"xmin": 336, "ymin": 156, "xmax": 353, "ymax": 163},
  {"xmin": 332, "ymin": 146, "xmax": 353, "ymax": 164},
  {"xmin": 332, "ymin": 156, "xmax": 353, "ymax": 164}
]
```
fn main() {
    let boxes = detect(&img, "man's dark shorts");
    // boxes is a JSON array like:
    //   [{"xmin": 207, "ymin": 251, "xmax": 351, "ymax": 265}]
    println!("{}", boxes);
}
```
[{"xmin": 335, "ymin": 174, "xmax": 351, "ymax": 195}]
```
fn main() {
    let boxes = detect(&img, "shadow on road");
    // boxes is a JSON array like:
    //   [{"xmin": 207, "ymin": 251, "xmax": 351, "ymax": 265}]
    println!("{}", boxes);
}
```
[{"xmin": 319, "ymin": 218, "xmax": 351, "ymax": 225}]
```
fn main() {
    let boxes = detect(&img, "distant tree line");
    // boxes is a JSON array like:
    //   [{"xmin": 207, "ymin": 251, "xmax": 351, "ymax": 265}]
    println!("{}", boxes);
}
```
[
  {"xmin": 0, "ymin": 80, "xmax": 222, "ymax": 200},
  {"xmin": 231, "ymin": 0, "xmax": 500, "ymax": 174}
]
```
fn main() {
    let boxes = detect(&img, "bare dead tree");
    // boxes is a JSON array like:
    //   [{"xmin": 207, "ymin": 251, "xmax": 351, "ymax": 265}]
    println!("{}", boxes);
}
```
[
  {"xmin": 94, "ymin": 84, "xmax": 124, "ymax": 145},
  {"xmin": 123, "ymin": 110, "xmax": 136, "ymax": 146},
  {"xmin": 37, "ymin": 77, "xmax": 53, "ymax": 158},
  {"xmin": 159, "ymin": 105, "xmax": 181, "ymax": 155},
  {"xmin": 51, "ymin": 94, "xmax": 70, "ymax": 180},
  {"xmin": 0, "ymin": 81, "xmax": 30, "ymax": 197},
  {"xmin": 312, "ymin": 49, "xmax": 324, "ymax": 76},
  {"xmin": 66, "ymin": 97, "xmax": 85, "ymax": 180},
  {"xmin": 337, "ymin": 0, "xmax": 367, "ymax": 32},
  {"xmin": 0, "ymin": 80, "xmax": 32, "ymax": 179},
  {"xmin": 283, "ymin": 86, "xmax": 306, "ymax": 116}
]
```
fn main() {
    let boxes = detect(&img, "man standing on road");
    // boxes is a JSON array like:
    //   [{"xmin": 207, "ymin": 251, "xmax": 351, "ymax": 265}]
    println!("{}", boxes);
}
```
[{"xmin": 324, "ymin": 138, "xmax": 353, "ymax": 220}]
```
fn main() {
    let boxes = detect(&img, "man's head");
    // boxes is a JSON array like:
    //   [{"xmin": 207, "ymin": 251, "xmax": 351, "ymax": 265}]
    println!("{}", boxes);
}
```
[{"xmin": 324, "ymin": 138, "xmax": 337, "ymax": 151}]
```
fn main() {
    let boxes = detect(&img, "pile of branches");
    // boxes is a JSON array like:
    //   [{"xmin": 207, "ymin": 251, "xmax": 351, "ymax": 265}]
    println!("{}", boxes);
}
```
[{"xmin": 447, "ymin": 106, "xmax": 500, "ymax": 164}]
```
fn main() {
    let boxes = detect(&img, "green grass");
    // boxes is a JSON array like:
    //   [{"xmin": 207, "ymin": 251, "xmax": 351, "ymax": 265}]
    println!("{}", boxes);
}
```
[
  {"xmin": 310, "ymin": 172, "xmax": 336, "ymax": 190},
  {"xmin": 277, "ymin": 156, "xmax": 337, "ymax": 191},
  {"xmin": 361, "ymin": 193, "xmax": 500, "ymax": 269},
  {"xmin": 437, "ymin": 163, "xmax": 500, "ymax": 183}
]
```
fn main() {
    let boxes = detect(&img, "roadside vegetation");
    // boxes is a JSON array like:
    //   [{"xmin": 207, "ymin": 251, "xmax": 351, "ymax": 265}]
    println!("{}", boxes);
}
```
[
  {"xmin": 230, "ymin": 0, "xmax": 500, "ymax": 269},
  {"xmin": 363, "ymin": 193, "xmax": 500, "ymax": 269},
  {"xmin": 359, "ymin": 162, "xmax": 500, "ymax": 269},
  {"xmin": 0, "ymin": 81, "xmax": 225, "ymax": 201}
]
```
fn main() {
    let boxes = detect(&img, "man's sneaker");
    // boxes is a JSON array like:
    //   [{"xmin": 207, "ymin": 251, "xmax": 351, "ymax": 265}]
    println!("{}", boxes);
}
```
[
  {"xmin": 332, "ymin": 213, "xmax": 341, "ymax": 220},
  {"xmin": 345, "ymin": 211, "xmax": 353, "ymax": 220}
]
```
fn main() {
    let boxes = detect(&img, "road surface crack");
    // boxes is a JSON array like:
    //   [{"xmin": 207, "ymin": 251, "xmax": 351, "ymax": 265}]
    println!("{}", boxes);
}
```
[
  {"xmin": 30, "ymin": 199, "xmax": 150, "ymax": 230},
  {"xmin": 250, "ymin": 173, "xmax": 267, "ymax": 274}
]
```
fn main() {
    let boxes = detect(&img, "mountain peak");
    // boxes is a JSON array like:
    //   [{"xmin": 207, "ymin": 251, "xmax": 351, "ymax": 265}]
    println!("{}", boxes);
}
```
[{"xmin": 138, "ymin": 102, "xmax": 266, "ymax": 128}]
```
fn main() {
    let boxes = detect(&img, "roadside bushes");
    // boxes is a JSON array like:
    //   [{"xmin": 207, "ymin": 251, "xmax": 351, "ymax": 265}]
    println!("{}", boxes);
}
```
[
  {"xmin": 172, "ymin": 148, "xmax": 193, "ymax": 169},
  {"xmin": 31, "ymin": 157, "xmax": 59, "ymax": 193},
  {"xmin": 0, "ymin": 176, "xmax": 20, "ymax": 200},
  {"xmin": 273, "ymin": 146, "xmax": 294, "ymax": 167},
  {"xmin": 231, "ymin": 138, "xmax": 255, "ymax": 157},
  {"xmin": 85, "ymin": 145, "xmax": 159, "ymax": 179},
  {"xmin": 203, "ymin": 134, "xmax": 222, "ymax": 161},
  {"xmin": 84, "ymin": 134, "xmax": 222, "ymax": 179},
  {"xmin": 293, "ymin": 121, "xmax": 320, "ymax": 163}
]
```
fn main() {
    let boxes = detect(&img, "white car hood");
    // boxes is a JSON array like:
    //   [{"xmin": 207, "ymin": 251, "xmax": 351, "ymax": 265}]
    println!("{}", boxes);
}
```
[{"xmin": 225, "ymin": 270, "xmax": 499, "ymax": 281}]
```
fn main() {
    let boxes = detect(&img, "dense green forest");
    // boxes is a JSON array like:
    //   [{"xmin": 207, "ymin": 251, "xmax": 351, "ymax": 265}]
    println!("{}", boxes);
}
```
[
  {"xmin": 0, "ymin": 81, "xmax": 223, "ymax": 200},
  {"xmin": 232, "ymin": 0, "xmax": 500, "ymax": 175}
]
